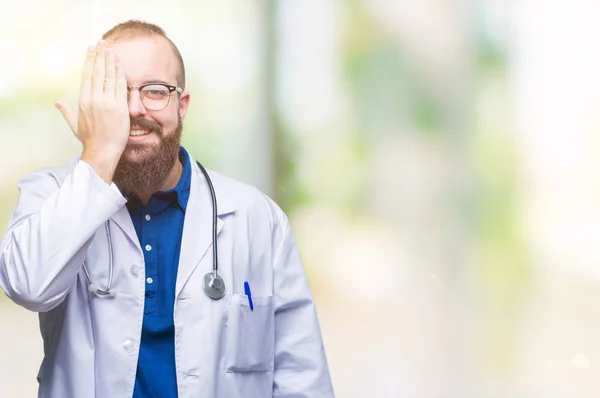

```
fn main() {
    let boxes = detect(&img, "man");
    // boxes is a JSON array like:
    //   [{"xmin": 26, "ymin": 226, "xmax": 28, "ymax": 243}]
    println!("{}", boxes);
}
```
[{"xmin": 0, "ymin": 20, "xmax": 334, "ymax": 398}]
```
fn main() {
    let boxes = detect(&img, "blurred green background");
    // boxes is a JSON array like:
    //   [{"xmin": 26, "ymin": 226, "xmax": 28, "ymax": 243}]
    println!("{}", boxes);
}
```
[{"xmin": 2, "ymin": 0, "xmax": 600, "ymax": 396}]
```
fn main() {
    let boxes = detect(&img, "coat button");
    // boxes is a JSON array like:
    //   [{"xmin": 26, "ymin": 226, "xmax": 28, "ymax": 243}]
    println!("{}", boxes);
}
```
[
  {"xmin": 130, "ymin": 265, "xmax": 141, "ymax": 278},
  {"xmin": 123, "ymin": 340, "xmax": 135, "ymax": 353}
]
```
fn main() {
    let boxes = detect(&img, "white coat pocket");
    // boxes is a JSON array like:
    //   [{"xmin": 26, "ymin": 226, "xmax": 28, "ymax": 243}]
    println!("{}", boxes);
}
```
[{"xmin": 225, "ymin": 294, "xmax": 275, "ymax": 373}]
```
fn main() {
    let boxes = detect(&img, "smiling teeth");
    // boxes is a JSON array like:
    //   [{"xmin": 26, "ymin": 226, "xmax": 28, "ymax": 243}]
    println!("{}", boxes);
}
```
[{"xmin": 130, "ymin": 130, "xmax": 149, "ymax": 136}]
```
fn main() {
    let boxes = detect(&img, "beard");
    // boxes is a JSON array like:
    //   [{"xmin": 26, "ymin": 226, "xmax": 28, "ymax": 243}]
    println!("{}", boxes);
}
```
[{"xmin": 113, "ymin": 115, "xmax": 183, "ymax": 197}]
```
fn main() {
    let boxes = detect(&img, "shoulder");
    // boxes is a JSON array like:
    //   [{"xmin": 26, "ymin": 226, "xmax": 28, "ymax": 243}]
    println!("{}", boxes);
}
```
[
  {"xmin": 17, "ymin": 156, "xmax": 80, "ymax": 191},
  {"xmin": 206, "ymin": 169, "xmax": 289, "ymax": 227}
]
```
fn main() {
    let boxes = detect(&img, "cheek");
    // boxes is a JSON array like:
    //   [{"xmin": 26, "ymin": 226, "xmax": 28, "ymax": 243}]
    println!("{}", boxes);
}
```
[
  {"xmin": 163, "ymin": 118, "xmax": 180, "ymax": 134},
  {"xmin": 148, "ymin": 112, "xmax": 177, "ymax": 131}
]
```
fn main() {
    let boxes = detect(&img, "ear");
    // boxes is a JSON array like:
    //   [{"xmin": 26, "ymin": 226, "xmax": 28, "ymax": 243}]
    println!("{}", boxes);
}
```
[{"xmin": 179, "ymin": 90, "xmax": 190, "ymax": 120}]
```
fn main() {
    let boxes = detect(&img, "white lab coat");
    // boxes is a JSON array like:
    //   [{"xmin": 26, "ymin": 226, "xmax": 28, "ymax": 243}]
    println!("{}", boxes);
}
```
[{"xmin": 0, "ymin": 150, "xmax": 334, "ymax": 398}]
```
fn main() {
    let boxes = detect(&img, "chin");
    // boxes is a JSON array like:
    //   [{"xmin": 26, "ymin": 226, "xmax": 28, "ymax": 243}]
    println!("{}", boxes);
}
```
[{"xmin": 122, "ymin": 145, "xmax": 156, "ymax": 162}]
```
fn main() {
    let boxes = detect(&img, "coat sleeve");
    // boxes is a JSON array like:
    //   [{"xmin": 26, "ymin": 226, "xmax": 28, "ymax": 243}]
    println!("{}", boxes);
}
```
[
  {"xmin": 271, "ymin": 209, "xmax": 335, "ymax": 397},
  {"xmin": 0, "ymin": 161, "xmax": 126, "ymax": 312}
]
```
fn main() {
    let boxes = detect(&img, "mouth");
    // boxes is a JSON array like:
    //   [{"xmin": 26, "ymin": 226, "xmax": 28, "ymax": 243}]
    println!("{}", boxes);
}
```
[{"xmin": 129, "ymin": 129, "xmax": 151, "ymax": 137}]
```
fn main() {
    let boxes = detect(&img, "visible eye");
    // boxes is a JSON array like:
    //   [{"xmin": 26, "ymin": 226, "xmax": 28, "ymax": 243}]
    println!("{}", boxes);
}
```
[{"xmin": 142, "ymin": 85, "xmax": 170, "ymax": 100}]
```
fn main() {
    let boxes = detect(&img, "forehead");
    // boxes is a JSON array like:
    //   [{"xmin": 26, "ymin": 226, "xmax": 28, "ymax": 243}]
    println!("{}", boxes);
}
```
[{"xmin": 110, "ymin": 35, "xmax": 178, "ymax": 85}]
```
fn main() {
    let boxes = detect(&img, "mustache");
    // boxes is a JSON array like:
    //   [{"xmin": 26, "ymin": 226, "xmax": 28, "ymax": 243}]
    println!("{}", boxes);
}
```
[{"xmin": 130, "ymin": 116, "xmax": 162, "ymax": 133}]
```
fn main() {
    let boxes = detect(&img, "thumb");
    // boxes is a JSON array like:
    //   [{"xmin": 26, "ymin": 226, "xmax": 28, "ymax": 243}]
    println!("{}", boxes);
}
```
[{"xmin": 55, "ymin": 101, "xmax": 79, "ymax": 138}]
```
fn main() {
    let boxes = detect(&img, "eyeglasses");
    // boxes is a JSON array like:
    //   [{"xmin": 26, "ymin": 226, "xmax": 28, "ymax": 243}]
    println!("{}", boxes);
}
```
[{"xmin": 127, "ymin": 83, "xmax": 183, "ymax": 111}]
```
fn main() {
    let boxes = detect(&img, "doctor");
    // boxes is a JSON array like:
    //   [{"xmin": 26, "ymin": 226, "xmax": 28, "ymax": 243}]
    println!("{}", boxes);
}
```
[{"xmin": 0, "ymin": 20, "xmax": 334, "ymax": 398}]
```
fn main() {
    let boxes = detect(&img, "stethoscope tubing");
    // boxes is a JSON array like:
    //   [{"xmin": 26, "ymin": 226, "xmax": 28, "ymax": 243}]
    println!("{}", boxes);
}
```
[{"xmin": 84, "ymin": 160, "xmax": 221, "ymax": 298}]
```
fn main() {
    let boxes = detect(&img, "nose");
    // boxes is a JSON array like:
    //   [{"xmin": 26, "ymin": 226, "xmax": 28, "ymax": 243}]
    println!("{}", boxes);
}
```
[{"xmin": 128, "ymin": 88, "xmax": 147, "ymax": 117}]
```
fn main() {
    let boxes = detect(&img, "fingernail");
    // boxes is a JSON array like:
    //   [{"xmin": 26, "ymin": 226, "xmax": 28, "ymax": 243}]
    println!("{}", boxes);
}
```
[{"xmin": 55, "ymin": 101, "xmax": 61, "ymax": 109}]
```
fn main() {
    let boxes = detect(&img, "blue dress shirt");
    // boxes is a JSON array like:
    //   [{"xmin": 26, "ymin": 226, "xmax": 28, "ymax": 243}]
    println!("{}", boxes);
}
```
[{"xmin": 127, "ymin": 147, "xmax": 191, "ymax": 398}]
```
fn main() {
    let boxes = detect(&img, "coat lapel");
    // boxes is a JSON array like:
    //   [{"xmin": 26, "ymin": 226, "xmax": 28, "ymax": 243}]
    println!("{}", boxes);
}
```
[
  {"xmin": 176, "ymin": 156, "xmax": 235, "ymax": 297},
  {"xmin": 109, "ymin": 201, "xmax": 141, "ymax": 253}
]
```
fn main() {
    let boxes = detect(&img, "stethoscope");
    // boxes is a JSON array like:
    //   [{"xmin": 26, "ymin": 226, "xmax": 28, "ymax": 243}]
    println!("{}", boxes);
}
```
[{"xmin": 84, "ymin": 161, "xmax": 226, "ymax": 300}]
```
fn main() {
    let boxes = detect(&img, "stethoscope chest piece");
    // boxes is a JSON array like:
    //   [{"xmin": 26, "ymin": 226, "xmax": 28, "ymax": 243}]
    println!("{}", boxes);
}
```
[{"xmin": 203, "ymin": 272, "xmax": 226, "ymax": 300}]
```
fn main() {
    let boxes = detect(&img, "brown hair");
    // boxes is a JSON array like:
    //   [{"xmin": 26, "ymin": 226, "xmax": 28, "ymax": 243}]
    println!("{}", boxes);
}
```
[{"xmin": 102, "ymin": 20, "xmax": 186, "ymax": 89}]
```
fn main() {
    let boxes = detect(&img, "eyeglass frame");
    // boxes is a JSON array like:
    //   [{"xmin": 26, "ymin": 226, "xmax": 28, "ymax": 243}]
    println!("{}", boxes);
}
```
[{"xmin": 127, "ymin": 83, "xmax": 184, "ymax": 111}]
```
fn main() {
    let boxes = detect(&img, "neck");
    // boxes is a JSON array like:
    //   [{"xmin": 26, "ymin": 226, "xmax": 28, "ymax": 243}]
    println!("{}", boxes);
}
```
[{"xmin": 136, "ymin": 158, "xmax": 183, "ymax": 205}]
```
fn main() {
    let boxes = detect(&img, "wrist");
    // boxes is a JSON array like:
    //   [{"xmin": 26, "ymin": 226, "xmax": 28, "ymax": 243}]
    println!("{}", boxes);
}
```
[
  {"xmin": 81, "ymin": 148, "xmax": 122, "ymax": 184},
  {"xmin": 82, "ymin": 142, "xmax": 124, "ymax": 162}
]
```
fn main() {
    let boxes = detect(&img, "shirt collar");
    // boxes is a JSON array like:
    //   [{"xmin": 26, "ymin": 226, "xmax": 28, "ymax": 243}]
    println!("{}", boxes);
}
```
[{"xmin": 156, "ymin": 146, "xmax": 191, "ymax": 210}]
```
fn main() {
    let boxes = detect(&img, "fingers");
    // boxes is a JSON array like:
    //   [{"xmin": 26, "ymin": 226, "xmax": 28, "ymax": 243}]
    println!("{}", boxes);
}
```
[
  {"xmin": 116, "ymin": 61, "xmax": 128, "ymax": 105},
  {"xmin": 92, "ymin": 41, "xmax": 107, "ymax": 96},
  {"xmin": 55, "ymin": 101, "xmax": 79, "ymax": 137},
  {"xmin": 67, "ymin": 40, "xmax": 130, "ymax": 161},
  {"xmin": 104, "ymin": 48, "xmax": 116, "ymax": 96},
  {"xmin": 79, "ymin": 45, "xmax": 96, "ymax": 101}
]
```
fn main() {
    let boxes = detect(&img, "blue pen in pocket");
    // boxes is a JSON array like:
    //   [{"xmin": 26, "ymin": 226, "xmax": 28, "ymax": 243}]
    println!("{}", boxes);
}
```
[{"xmin": 244, "ymin": 281, "xmax": 254, "ymax": 311}]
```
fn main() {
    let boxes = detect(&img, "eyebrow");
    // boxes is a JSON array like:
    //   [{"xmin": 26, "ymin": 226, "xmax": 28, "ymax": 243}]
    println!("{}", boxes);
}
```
[{"xmin": 141, "ymin": 80, "xmax": 172, "ymax": 86}]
